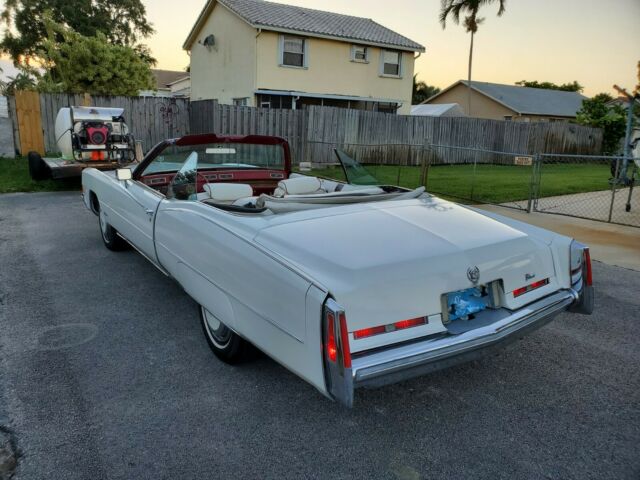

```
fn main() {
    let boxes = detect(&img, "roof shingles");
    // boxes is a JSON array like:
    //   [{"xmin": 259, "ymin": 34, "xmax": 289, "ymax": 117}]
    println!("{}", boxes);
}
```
[
  {"xmin": 189, "ymin": 0, "xmax": 424, "ymax": 51},
  {"xmin": 462, "ymin": 81, "xmax": 587, "ymax": 117}
]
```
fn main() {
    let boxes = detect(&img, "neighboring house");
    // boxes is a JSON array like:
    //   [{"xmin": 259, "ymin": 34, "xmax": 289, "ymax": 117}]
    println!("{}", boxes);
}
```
[
  {"xmin": 410, "ymin": 103, "xmax": 465, "ymax": 117},
  {"xmin": 423, "ymin": 80, "xmax": 587, "ymax": 122},
  {"xmin": 140, "ymin": 69, "xmax": 191, "ymax": 97},
  {"xmin": 167, "ymin": 76, "xmax": 192, "ymax": 98},
  {"xmin": 183, "ymin": 0, "xmax": 424, "ymax": 114}
]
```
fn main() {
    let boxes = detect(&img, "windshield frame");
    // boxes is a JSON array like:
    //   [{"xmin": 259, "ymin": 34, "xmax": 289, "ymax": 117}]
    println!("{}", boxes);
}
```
[
  {"xmin": 333, "ymin": 148, "xmax": 381, "ymax": 185},
  {"xmin": 133, "ymin": 133, "xmax": 292, "ymax": 180}
]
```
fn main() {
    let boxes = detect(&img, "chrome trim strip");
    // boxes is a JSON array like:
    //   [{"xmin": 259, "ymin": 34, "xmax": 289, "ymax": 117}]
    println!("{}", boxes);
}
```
[{"xmin": 350, "ymin": 289, "xmax": 576, "ymax": 389}]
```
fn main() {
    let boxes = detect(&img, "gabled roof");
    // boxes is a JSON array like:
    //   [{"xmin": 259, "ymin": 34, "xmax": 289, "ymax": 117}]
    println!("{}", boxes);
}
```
[
  {"xmin": 410, "ymin": 103, "xmax": 466, "ymax": 117},
  {"xmin": 424, "ymin": 80, "xmax": 587, "ymax": 117},
  {"xmin": 151, "ymin": 69, "xmax": 190, "ymax": 89},
  {"xmin": 184, "ymin": 0, "xmax": 425, "ymax": 52}
]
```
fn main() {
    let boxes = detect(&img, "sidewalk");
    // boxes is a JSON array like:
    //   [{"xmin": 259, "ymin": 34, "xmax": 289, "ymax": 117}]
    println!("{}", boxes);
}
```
[{"xmin": 478, "ymin": 205, "xmax": 640, "ymax": 272}]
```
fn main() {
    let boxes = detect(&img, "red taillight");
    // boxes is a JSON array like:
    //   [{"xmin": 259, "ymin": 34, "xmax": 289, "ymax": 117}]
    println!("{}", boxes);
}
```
[
  {"xmin": 325, "ymin": 310, "xmax": 351, "ymax": 368},
  {"xmin": 583, "ymin": 248, "xmax": 593, "ymax": 286},
  {"xmin": 394, "ymin": 317, "xmax": 426, "ymax": 330},
  {"xmin": 353, "ymin": 325, "xmax": 386, "ymax": 339},
  {"xmin": 326, "ymin": 311, "xmax": 337, "ymax": 362},
  {"xmin": 512, "ymin": 286, "xmax": 528, "ymax": 297},
  {"xmin": 353, "ymin": 317, "xmax": 427, "ymax": 340},
  {"xmin": 530, "ymin": 279, "xmax": 548, "ymax": 289},
  {"xmin": 513, "ymin": 278, "xmax": 549, "ymax": 297},
  {"xmin": 339, "ymin": 312, "xmax": 351, "ymax": 368}
]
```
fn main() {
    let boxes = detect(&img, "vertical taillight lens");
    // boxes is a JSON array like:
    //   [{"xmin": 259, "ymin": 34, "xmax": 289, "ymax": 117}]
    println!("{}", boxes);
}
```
[
  {"xmin": 324, "ymin": 307, "xmax": 351, "ymax": 368},
  {"xmin": 323, "ymin": 299, "xmax": 354, "ymax": 407},
  {"xmin": 570, "ymin": 241, "xmax": 593, "ymax": 289},
  {"xmin": 338, "ymin": 312, "xmax": 351, "ymax": 368},
  {"xmin": 583, "ymin": 248, "xmax": 593, "ymax": 286},
  {"xmin": 326, "ymin": 311, "xmax": 337, "ymax": 363}
]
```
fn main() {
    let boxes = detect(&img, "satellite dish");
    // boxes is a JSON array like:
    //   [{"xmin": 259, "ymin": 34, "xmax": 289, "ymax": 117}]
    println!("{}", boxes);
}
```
[{"xmin": 203, "ymin": 34, "xmax": 216, "ymax": 49}]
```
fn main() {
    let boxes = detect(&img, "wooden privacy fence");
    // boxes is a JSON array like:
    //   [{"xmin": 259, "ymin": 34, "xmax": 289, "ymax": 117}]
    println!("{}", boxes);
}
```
[
  {"xmin": 8, "ymin": 92, "xmax": 190, "ymax": 155},
  {"xmin": 190, "ymin": 102, "xmax": 603, "ymax": 165},
  {"xmin": 9, "ymin": 92, "xmax": 603, "ymax": 164},
  {"xmin": 190, "ymin": 100, "xmax": 309, "ymax": 167}
]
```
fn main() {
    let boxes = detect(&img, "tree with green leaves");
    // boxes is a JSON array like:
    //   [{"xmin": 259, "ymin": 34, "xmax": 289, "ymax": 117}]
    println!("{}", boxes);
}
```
[
  {"xmin": 440, "ymin": 0, "xmax": 506, "ymax": 115},
  {"xmin": 35, "ymin": 19, "xmax": 154, "ymax": 96},
  {"xmin": 515, "ymin": 80, "xmax": 584, "ymax": 93},
  {"xmin": 412, "ymin": 75, "xmax": 441, "ymax": 104},
  {"xmin": 576, "ymin": 93, "xmax": 627, "ymax": 155},
  {"xmin": 0, "ymin": 0, "xmax": 154, "ymax": 66},
  {"xmin": 0, "ymin": 70, "xmax": 37, "ymax": 95}
]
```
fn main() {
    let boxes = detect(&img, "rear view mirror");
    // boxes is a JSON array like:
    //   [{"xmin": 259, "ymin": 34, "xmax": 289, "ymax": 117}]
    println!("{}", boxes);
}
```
[{"xmin": 116, "ymin": 168, "xmax": 132, "ymax": 181}]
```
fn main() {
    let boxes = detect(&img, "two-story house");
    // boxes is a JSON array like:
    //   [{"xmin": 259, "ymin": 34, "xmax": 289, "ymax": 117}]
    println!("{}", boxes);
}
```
[{"xmin": 183, "ymin": 0, "xmax": 425, "ymax": 114}]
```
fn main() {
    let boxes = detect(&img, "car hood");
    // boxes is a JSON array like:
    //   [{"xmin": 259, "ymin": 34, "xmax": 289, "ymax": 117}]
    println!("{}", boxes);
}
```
[{"xmin": 254, "ymin": 197, "xmax": 556, "ymax": 330}]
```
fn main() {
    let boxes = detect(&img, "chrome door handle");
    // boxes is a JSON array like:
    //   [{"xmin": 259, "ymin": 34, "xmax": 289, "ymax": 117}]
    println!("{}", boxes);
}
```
[{"xmin": 145, "ymin": 209, "xmax": 154, "ymax": 216}]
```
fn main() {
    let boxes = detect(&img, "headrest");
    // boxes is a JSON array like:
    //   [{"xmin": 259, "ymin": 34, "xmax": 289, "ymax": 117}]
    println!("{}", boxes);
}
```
[
  {"xmin": 277, "ymin": 176, "xmax": 322, "ymax": 195},
  {"xmin": 203, "ymin": 183, "xmax": 253, "ymax": 201}
]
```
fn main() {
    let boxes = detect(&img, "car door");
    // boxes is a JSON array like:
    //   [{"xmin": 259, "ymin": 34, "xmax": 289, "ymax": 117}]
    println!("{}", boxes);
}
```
[{"xmin": 108, "ymin": 176, "xmax": 163, "ymax": 264}]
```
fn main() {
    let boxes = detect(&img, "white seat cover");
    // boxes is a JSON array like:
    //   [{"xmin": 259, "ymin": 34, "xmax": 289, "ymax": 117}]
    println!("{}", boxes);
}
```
[
  {"xmin": 276, "ymin": 176, "xmax": 323, "ymax": 196},
  {"xmin": 203, "ymin": 183, "xmax": 253, "ymax": 203}
]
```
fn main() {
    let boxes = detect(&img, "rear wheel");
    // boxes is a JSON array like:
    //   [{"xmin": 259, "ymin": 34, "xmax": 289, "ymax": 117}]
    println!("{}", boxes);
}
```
[
  {"xmin": 200, "ymin": 306, "xmax": 251, "ymax": 363},
  {"xmin": 28, "ymin": 151, "xmax": 50, "ymax": 181},
  {"xmin": 99, "ymin": 208, "xmax": 128, "ymax": 251}
]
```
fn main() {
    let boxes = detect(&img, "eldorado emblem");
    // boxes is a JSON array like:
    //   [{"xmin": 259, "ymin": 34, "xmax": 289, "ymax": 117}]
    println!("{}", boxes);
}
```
[{"xmin": 467, "ymin": 266, "xmax": 480, "ymax": 284}]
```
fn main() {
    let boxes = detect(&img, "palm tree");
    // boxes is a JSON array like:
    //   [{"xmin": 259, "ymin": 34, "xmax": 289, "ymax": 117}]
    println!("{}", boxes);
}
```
[{"xmin": 440, "ymin": 0, "xmax": 506, "ymax": 115}]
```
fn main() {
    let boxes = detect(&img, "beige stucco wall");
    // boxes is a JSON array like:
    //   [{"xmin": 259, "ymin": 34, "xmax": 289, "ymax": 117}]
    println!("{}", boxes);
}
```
[
  {"xmin": 427, "ymin": 83, "xmax": 515, "ymax": 120},
  {"xmin": 189, "ymin": 3, "xmax": 257, "ymax": 103},
  {"xmin": 255, "ymin": 31, "xmax": 414, "ymax": 114}
]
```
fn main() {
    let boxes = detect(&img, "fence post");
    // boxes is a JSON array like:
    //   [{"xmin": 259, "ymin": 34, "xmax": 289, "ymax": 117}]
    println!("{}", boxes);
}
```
[
  {"xmin": 420, "ymin": 144, "xmax": 431, "ymax": 189},
  {"xmin": 608, "ymin": 159, "xmax": 620, "ymax": 223},
  {"xmin": 526, "ymin": 154, "xmax": 541, "ymax": 213}
]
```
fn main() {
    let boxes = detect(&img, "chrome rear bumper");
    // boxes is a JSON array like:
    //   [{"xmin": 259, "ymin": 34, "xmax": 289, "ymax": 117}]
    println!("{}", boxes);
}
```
[{"xmin": 340, "ymin": 289, "xmax": 578, "ymax": 404}]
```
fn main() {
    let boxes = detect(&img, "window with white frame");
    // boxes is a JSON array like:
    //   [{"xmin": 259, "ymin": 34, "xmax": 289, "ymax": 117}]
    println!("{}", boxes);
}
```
[
  {"xmin": 281, "ymin": 35, "xmax": 306, "ymax": 68},
  {"xmin": 351, "ymin": 45, "xmax": 368, "ymax": 62},
  {"xmin": 381, "ymin": 50, "xmax": 401, "ymax": 76},
  {"xmin": 233, "ymin": 97, "xmax": 249, "ymax": 106}
]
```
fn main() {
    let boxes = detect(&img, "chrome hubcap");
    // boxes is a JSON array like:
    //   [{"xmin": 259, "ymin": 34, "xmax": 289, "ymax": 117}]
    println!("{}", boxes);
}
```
[
  {"xmin": 99, "ymin": 211, "xmax": 109, "ymax": 239},
  {"xmin": 202, "ymin": 307, "xmax": 232, "ymax": 347}
]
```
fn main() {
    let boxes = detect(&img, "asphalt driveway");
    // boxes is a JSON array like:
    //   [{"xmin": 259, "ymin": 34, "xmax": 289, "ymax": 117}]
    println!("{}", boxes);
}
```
[{"xmin": 0, "ymin": 192, "xmax": 638, "ymax": 480}]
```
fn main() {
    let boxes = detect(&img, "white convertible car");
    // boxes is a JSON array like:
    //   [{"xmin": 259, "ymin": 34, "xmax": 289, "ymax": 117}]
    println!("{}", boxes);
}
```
[{"xmin": 82, "ymin": 134, "xmax": 594, "ymax": 407}]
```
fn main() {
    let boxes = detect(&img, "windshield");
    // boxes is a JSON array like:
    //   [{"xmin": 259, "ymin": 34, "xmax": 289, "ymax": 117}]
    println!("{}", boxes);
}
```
[
  {"xmin": 334, "ymin": 149, "xmax": 380, "ymax": 185},
  {"xmin": 143, "ymin": 142, "xmax": 286, "ymax": 175}
]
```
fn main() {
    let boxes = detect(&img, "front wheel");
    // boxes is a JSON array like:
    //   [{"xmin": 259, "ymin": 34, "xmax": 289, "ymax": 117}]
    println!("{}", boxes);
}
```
[
  {"xmin": 200, "ymin": 306, "xmax": 251, "ymax": 364},
  {"xmin": 99, "ymin": 208, "xmax": 128, "ymax": 251}
]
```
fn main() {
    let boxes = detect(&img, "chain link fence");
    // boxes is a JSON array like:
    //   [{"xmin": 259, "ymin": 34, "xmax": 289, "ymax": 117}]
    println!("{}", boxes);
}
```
[
  {"xmin": 532, "ymin": 154, "xmax": 638, "ymax": 227},
  {"xmin": 298, "ymin": 142, "xmax": 639, "ymax": 228}
]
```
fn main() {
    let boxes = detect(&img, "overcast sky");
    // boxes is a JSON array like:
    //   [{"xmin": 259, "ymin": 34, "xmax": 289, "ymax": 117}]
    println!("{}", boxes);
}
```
[{"xmin": 3, "ymin": 0, "xmax": 639, "ymax": 96}]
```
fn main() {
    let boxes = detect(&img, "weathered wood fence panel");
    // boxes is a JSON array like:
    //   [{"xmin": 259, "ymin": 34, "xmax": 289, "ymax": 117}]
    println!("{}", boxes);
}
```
[
  {"xmin": 8, "ymin": 92, "xmax": 602, "ymax": 163},
  {"xmin": 190, "ymin": 101, "xmax": 308, "ymax": 166},
  {"xmin": 188, "ymin": 102, "xmax": 603, "ymax": 165}
]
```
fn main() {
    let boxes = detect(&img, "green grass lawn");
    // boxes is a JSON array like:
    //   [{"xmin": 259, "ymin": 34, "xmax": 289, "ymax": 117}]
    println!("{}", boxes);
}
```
[
  {"xmin": 0, "ymin": 157, "xmax": 80, "ymax": 194},
  {"xmin": 302, "ymin": 163, "xmax": 611, "ymax": 204},
  {"xmin": 1, "ymin": 156, "xmax": 611, "ymax": 205}
]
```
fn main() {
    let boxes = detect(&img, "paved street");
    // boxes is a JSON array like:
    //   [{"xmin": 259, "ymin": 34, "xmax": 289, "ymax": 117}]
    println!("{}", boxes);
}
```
[{"xmin": 0, "ymin": 192, "xmax": 639, "ymax": 480}]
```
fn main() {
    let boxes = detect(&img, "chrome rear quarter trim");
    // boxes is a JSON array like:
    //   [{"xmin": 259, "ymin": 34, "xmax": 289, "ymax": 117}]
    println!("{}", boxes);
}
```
[{"xmin": 351, "ymin": 289, "xmax": 577, "ymax": 389}]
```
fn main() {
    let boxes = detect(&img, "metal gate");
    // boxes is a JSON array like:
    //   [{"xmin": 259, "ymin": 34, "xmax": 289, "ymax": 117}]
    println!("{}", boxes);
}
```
[{"xmin": 531, "ymin": 154, "xmax": 639, "ymax": 228}]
